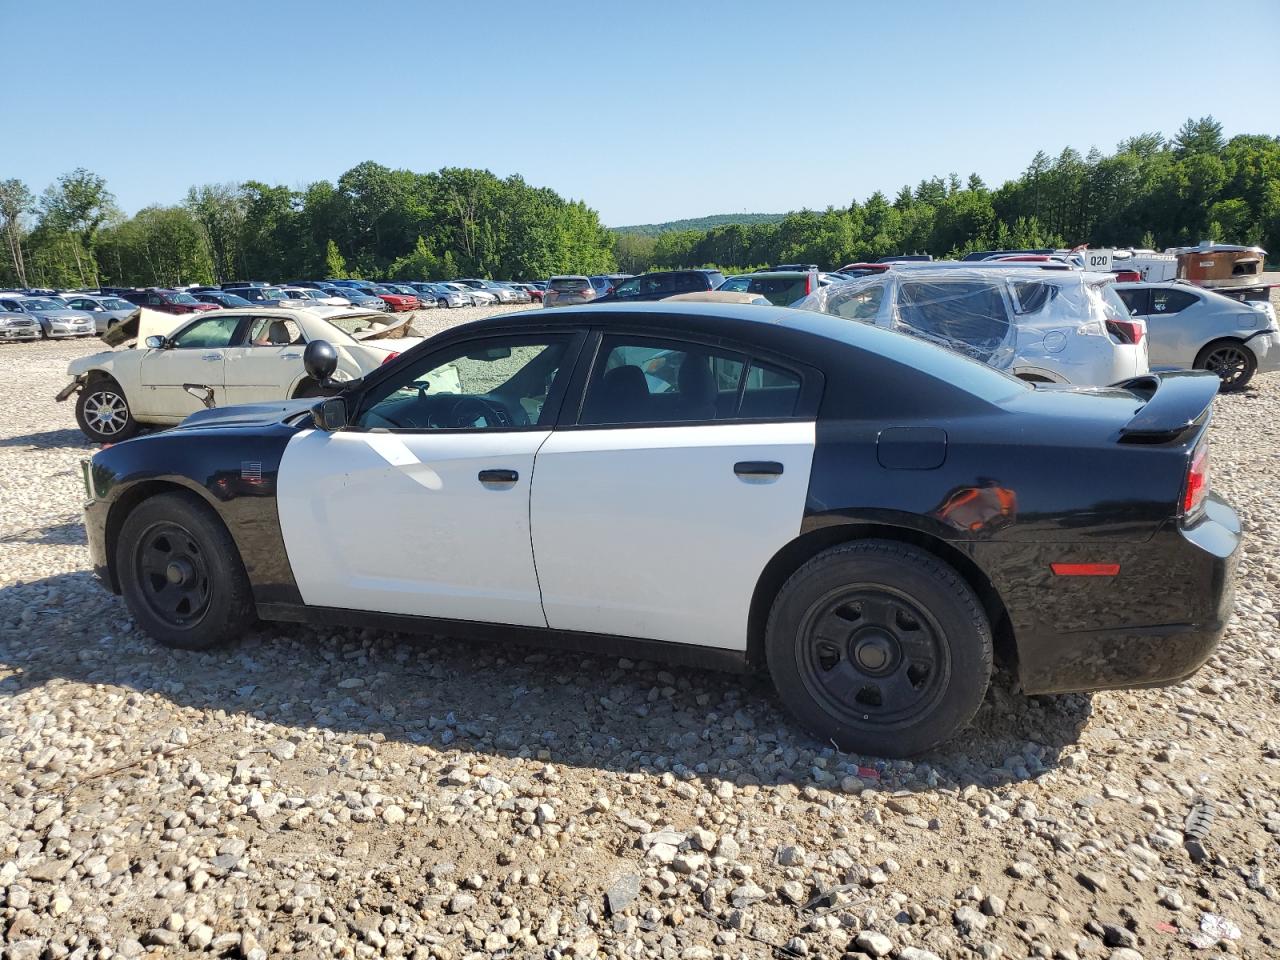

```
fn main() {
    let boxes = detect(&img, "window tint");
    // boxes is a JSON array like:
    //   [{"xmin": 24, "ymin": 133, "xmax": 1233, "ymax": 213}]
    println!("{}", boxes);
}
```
[
  {"xmin": 739, "ymin": 361, "xmax": 803, "ymax": 419},
  {"xmin": 1150, "ymin": 289, "xmax": 1199, "ymax": 314},
  {"xmin": 246, "ymin": 317, "xmax": 301, "ymax": 346},
  {"xmin": 357, "ymin": 337, "xmax": 570, "ymax": 431},
  {"xmin": 747, "ymin": 276, "xmax": 809, "ymax": 306},
  {"xmin": 580, "ymin": 337, "xmax": 746, "ymax": 425},
  {"xmin": 895, "ymin": 279, "xmax": 1011, "ymax": 363},
  {"xmin": 170, "ymin": 315, "xmax": 242, "ymax": 349},
  {"xmin": 672, "ymin": 273, "xmax": 705, "ymax": 293},
  {"xmin": 1116, "ymin": 288, "xmax": 1149, "ymax": 315},
  {"xmin": 146, "ymin": 294, "xmax": 162, "ymax": 306},
  {"xmin": 612, "ymin": 277, "xmax": 641, "ymax": 298}
]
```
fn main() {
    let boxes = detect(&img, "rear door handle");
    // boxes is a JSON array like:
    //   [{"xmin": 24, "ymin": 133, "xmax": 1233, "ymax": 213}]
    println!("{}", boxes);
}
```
[
  {"xmin": 734, "ymin": 460, "xmax": 784, "ymax": 479},
  {"xmin": 478, "ymin": 468, "xmax": 518, "ymax": 484},
  {"xmin": 280, "ymin": 352, "xmax": 301, "ymax": 360},
  {"xmin": 201, "ymin": 353, "xmax": 221, "ymax": 362}
]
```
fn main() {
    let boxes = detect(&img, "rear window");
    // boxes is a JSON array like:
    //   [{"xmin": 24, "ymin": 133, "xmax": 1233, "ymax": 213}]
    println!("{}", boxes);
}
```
[
  {"xmin": 550, "ymin": 278, "xmax": 590, "ymax": 292},
  {"xmin": 747, "ymin": 276, "xmax": 809, "ymax": 306}
]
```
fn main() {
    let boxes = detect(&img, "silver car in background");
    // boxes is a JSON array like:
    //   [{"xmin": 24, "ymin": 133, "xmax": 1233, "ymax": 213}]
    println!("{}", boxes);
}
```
[
  {"xmin": 0, "ymin": 295, "xmax": 95, "ymax": 338},
  {"xmin": 795, "ymin": 267, "xmax": 1149, "ymax": 386},
  {"xmin": 543, "ymin": 275, "xmax": 596, "ymax": 308},
  {"xmin": 0, "ymin": 310, "xmax": 41, "ymax": 341},
  {"xmin": 454, "ymin": 278, "xmax": 522, "ymax": 303},
  {"xmin": 61, "ymin": 294, "xmax": 137, "ymax": 333},
  {"xmin": 1115, "ymin": 281, "xmax": 1279, "ymax": 392}
]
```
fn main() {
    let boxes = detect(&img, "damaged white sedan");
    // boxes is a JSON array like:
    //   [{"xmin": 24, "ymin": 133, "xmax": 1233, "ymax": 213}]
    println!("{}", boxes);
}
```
[{"xmin": 57, "ymin": 307, "xmax": 422, "ymax": 443}]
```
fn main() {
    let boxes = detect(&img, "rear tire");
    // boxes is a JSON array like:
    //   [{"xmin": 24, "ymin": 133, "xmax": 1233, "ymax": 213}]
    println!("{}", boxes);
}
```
[
  {"xmin": 766, "ymin": 540, "xmax": 992, "ymax": 757},
  {"xmin": 75, "ymin": 375, "xmax": 140, "ymax": 443},
  {"xmin": 116, "ymin": 491, "xmax": 255, "ymax": 650},
  {"xmin": 1196, "ymin": 339, "xmax": 1256, "ymax": 392}
]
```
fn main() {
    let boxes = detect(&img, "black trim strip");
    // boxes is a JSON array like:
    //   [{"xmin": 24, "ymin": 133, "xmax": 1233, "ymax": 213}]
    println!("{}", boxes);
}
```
[{"xmin": 256, "ymin": 603, "xmax": 752, "ymax": 674}]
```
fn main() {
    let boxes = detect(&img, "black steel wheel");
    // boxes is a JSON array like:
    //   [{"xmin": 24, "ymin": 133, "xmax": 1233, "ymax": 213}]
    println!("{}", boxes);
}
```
[
  {"xmin": 1196, "ymin": 339, "xmax": 1256, "ymax": 392},
  {"xmin": 117, "ymin": 491, "xmax": 255, "ymax": 650},
  {"xmin": 767, "ymin": 540, "xmax": 992, "ymax": 757}
]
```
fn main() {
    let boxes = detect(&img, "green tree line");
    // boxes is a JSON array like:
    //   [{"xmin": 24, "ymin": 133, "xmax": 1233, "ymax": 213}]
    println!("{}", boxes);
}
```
[
  {"xmin": 1, "ymin": 117, "xmax": 1277, "ymax": 290},
  {"xmin": 613, "ymin": 118, "xmax": 1280, "ymax": 273},
  {"xmin": 0, "ymin": 163, "xmax": 616, "ymax": 289}
]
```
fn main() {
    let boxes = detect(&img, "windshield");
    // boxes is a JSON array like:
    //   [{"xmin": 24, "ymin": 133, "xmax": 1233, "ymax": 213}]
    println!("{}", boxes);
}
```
[
  {"xmin": 20, "ymin": 299, "xmax": 62, "ymax": 311},
  {"xmin": 221, "ymin": 294, "xmax": 252, "ymax": 307},
  {"xmin": 169, "ymin": 292, "xmax": 200, "ymax": 304},
  {"xmin": 367, "ymin": 285, "xmax": 392, "ymax": 295},
  {"xmin": 101, "ymin": 297, "xmax": 133, "ymax": 310},
  {"xmin": 261, "ymin": 288, "xmax": 286, "ymax": 299},
  {"xmin": 304, "ymin": 289, "xmax": 332, "ymax": 299}
]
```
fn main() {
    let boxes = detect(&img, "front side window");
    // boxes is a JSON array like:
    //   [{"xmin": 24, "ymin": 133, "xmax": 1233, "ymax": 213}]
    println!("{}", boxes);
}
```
[
  {"xmin": 612, "ymin": 277, "xmax": 641, "ymax": 298},
  {"xmin": 170, "ymin": 315, "xmax": 242, "ymax": 349},
  {"xmin": 719, "ymin": 276, "xmax": 750, "ymax": 293},
  {"xmin": 578, "ymin": 336, "xmax": 806, "ymax": 425},
  {"xmin": 356, "ymin": 337, "xmax": 571, "ymax": 431},
  {"xmin": 246, "ymin": 317, "xmax": 301, "ymax": 346}
]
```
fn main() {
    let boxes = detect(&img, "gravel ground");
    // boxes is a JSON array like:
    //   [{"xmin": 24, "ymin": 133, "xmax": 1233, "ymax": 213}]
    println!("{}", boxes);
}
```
[{"xmin": 0, "ymin": 303, "xmax": 1277, "ymax": 960}]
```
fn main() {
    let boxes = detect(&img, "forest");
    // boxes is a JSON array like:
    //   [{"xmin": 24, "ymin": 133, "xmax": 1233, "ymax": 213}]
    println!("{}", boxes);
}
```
[{"xmin": 1, "ymin": 116, "xmax": 1276, "ymax": 289}]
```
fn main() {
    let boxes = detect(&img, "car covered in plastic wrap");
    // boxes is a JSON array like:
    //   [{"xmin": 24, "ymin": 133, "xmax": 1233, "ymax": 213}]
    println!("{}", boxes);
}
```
[{"xmin": 794, "ymin": 267, "xmax": 1149, "ymax": 386}]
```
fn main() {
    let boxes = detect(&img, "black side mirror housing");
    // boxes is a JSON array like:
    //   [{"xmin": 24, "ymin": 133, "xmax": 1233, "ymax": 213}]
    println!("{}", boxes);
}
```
[
  {"xmin": 304, "ymin": 339, "xmax": 339, "ymax": 384},
  {"xmin": 315, "ymin": 397, "xmax": 348, "ymax": 432}
]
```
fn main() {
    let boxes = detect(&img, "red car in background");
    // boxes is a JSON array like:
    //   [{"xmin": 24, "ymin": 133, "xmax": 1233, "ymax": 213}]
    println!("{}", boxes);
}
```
[
  {"xmin": 513, "ymin": 283, "xmax": 544, "ymax": 302},
  {"xmin": 365, "ymin": 284, "xmax": 419, "ymax": 312},
  {"xmin": 120, "ymin": 288, "xmax": 220, "ymax": 316}
]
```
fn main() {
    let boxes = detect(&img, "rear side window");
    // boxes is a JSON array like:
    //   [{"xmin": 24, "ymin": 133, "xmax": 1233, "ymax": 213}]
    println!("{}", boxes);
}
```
[
  {"xmin": 895, "ymin": 280, "xmax": 1011, "ymax": 363},
  {"xmin": 672, "ymin": 273, "xmax": 706, "ymax": 293},
  {"xmin": 579, "ymin": 336, "xmax": 805, "ymax": 425},
  {"xmin": 1009, "ymin": 280, "xmax": 1059, "ymax": 314},
  {"xmin": 1150, "ymin": 289, "xmax": 1199, "ymax": 314},
  {"xmin": 829, "ymin": 281, "xmax": 884, "ymax": 321}
]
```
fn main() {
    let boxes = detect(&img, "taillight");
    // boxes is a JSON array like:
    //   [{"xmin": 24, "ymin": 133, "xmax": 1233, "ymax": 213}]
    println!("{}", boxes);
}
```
[
  {"xmin": 381, "ymin": 352, "xmax": 400, "ymax": 365},
  {"xmin": 1183, "ymin": 441, "xmax": 1209, "ymax": 515},
  {"xmin": 1106, "ymin": 318, "xmax": 1144, "ymax": 345}
]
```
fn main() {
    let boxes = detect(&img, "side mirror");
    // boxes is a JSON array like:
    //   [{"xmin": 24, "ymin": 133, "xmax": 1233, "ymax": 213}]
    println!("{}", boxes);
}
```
[
  {"xmin": 315, "ymin": 397, "xmax": 347, "ymax": 432},
  {"xmin": 303, "ymin": 339, "xmax": 339, "ymax": 383},
  {"xmin": 144, "ymin": 335, "xmax": 168, "ymax": 349}
]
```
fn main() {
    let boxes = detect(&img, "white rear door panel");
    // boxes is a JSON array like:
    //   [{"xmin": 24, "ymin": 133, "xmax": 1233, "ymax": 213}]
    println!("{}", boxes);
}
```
[
  {"xmin": 278, "ymin": 428, "xmax": 549, "ymax": 626},
  {"xmin": 531, "ymin": 422, "xmax": 815, "ymax": 650}
]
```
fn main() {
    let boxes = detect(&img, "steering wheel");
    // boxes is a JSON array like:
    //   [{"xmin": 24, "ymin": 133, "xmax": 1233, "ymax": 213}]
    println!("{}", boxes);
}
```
[{"xmin": 447, "ymin": 396, "xmax": 513, "ymax": 429}]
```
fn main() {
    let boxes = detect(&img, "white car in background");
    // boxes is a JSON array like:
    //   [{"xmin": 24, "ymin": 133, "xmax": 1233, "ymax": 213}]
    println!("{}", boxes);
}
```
[
  {"xmin": 58, "ymin": 307, "xmax": 422, "ymax": 443},
  {"xmin": 277, "ymin": 287, "xmax": 353, "ymax": 312},
  {"xmin": 1115, "ymin": 280, "xmax": 1279, "ymax": 392},
  {"xmin": 796, "ymin": 267, "xmax": 1148, "ymax": 386}
]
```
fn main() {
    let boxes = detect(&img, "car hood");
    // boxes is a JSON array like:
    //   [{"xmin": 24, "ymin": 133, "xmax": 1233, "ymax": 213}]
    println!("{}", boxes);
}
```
[{"xmin": 174, "ymin": 399, "xmax": 318, "ymax": 432}]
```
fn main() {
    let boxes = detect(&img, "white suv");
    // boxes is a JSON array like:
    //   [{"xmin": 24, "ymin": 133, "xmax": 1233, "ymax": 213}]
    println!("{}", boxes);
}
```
[{"xmin": 797, "ymin": 267, "xmax": 1148, "ymax": 386}]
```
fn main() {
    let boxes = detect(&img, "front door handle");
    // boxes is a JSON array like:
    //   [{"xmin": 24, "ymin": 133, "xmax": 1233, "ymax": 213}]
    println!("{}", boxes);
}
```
[
  {"xmin": 478, "ymin": 468, "xmax": 518, "ymax": 484},
  {"xmin": 201, "ymin": 353, "xmax": 221, "ymax": 362},
  {"xmin": 280, "ymin": 352, "xmax": 301, "ymax": 360},
  {"xmin": 734, "ymin": 460, "xmax": 784, "ymax": 479}
]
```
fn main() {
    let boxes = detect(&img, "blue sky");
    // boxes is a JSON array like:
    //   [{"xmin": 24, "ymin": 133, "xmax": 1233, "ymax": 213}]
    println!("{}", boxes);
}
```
[{"xmin": 4, "ymin": 0, "xmax": 1278, "ymax": 226}]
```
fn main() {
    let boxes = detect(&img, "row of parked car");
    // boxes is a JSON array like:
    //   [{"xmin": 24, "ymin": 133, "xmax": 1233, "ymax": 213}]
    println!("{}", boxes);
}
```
[
  {"xmin": 543, "ymin": 261, "xmax": 1278, "ymax": 392},
  {"xmin": 0, "ymin": 277, "xmax": 553, "ymax": 342}
]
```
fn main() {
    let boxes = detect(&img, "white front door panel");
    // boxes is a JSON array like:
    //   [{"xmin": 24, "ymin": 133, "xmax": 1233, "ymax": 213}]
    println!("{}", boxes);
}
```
[
  {"xmin": 531, "ymin": 422, "xmax": 815, "ymax": 650},
  {"xmin": 278, "ymin": 428, "xmax": 549, "ymax": 626},
  {"xmin": 138, "ymin": 348, "xmax": 225, "ymax": 418}
]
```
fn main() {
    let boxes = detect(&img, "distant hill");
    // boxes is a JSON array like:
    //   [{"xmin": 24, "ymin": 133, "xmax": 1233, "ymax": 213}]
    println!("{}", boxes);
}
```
[{"xmin": 609, "ymin": 213, "xmax": 787, "ymax": 237}]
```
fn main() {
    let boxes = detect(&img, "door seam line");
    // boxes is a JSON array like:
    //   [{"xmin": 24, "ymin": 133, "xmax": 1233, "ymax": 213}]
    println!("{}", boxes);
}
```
[{"xmin": 528, "ymin": 431, "xmax": 554, "ymax": 628}]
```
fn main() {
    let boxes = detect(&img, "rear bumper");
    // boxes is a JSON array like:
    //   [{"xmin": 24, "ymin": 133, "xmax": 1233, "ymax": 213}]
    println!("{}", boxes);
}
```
[
  {"xmin": 1247, "ymin": 331, "xmax": 1279, "ymax": 374},
  {"xmin": 1011, "ymin": 493, "xmax": 1241, "ymax": 695}
]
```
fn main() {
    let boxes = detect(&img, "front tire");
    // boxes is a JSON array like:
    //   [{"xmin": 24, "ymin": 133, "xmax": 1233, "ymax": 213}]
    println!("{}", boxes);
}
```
[
  {"xmin": 1196, "ymin": 339, "xmax": 1256, "ymax": 392},
  {"xmin": 116, "ymin": 491, "xmax": 255, "ymax": 650},
  {"xmin": 75, "ymin": 375, "xmax": 140, "ymax": 443},
  {"xmin": 766, "ymin": 540, "xmax": 992, "ymax": 757}
]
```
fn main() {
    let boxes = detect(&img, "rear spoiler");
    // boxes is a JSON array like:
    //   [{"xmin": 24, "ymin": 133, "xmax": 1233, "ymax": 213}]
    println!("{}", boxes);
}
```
[{"xmin": 1115, "ymin": 371, "xmax": 1219, "ymax": 443}]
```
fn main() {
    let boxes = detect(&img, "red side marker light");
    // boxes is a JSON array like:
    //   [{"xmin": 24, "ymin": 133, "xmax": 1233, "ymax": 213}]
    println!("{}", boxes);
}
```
[{"xmin": 1051, "ymin": 563, "xmax": 1120, "ymax": 577}]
